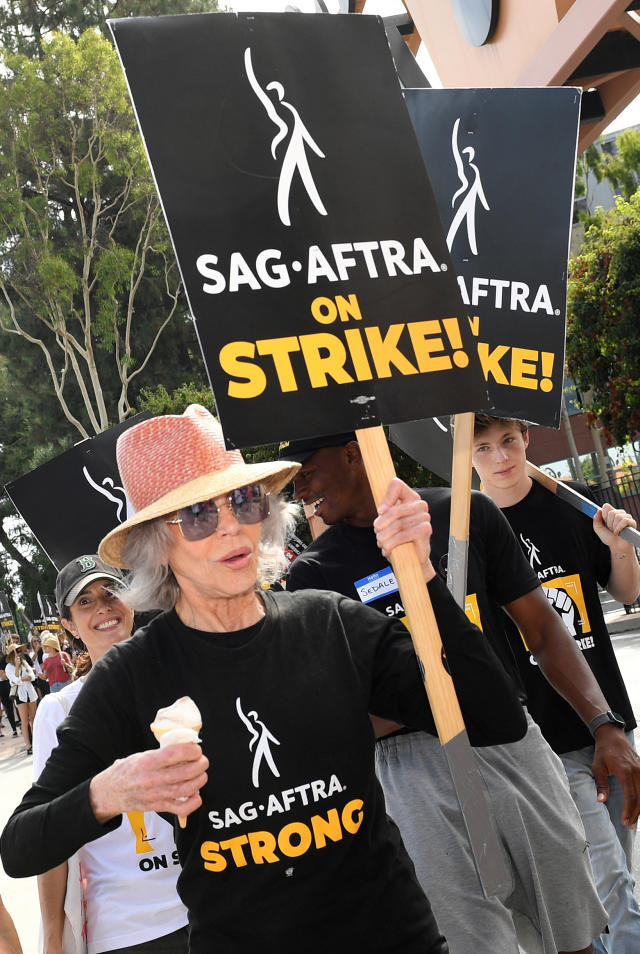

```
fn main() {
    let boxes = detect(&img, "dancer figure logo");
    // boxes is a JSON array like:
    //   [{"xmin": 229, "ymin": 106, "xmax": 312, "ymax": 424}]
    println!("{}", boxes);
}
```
[
  {"xmin": 244, "ymin": 47, "xmax": 328, "ymax": 228},
  {"xmin": 236, "ymin": 696, "xmax": 281, "ymax": 787},
  {"xmin": 519, "ymin": 532, "xmax": 541, "ymax": 569},
  {"xmin": 446, "ymin": 117, "xmax": 490, "ymax": 255},
  {"xmin": 82, "ymin": 466, "xmax": 129, "ymax": 523}
]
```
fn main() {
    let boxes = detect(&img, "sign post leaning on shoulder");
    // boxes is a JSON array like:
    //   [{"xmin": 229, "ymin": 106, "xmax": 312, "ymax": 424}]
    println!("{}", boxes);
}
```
[{"xmin": 109, "ymin": 12, "xmax": 490, "ymax": 450}]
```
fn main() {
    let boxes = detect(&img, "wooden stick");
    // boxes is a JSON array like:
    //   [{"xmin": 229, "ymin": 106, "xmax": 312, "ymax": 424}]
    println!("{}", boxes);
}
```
[
  {"xmin": 355, "ymin": 425, "xmax": 465, "ymax": 743},
  {"xmin": 527, "ymin": 461, "xmax": 640, "ymax": 546},
  {"xmin": 355, "ymin": 424, "xmax": 510, "ymax": 898},
  {"xmin": 447, "ymin": 413, "xmax": 474, "ymax": 609},
  {"xmin": 303, "ymin": 503, "xmax": 328, "ymax": 541}
]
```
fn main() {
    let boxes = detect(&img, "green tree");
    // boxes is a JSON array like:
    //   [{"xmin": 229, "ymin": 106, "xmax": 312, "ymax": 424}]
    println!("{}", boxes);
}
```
[
  {"xmin": 567, "ymin": 192, "xmax": 640, "ymax": 445},
  {"xmin": 574, "ymin": 143, "xmax": 605, "ymax": 218},
  {"xmin": 0, "ymin": 30, "xmax": 189, "ymax": 438},
  {"xmin": 0, "ymin": 26, "xmax": 211, "ymax": 601},
  {"xmin": 599, "ymin": 128, "xmax": 640, "ymax": 200},
  {"xmin": 574, "ymin": 129, "xmax": 640, "ymax": 220},
  {"xmin": 0, "ymin": 0, "xmax": 213, "ymax": 57}
]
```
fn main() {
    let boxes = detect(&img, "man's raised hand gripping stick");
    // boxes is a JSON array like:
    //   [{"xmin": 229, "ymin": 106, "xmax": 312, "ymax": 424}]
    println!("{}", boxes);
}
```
[{"xmin": 526, "ymin": 462, "xmax": 640, "ymax": 547}]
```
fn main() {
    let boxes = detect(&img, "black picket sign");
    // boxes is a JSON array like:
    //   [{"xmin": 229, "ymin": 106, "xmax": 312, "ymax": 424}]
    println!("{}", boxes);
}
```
[
  {"xmin": 405, "ymin": 87, "xmax": 580, "ymax": 428},
  {"xmin": 110, "ymin": 12, "xmax": 490, "ymax": 449},
  {"xmin": 5, "ymin": 413, "xmax": 152, "ymax": 571}
]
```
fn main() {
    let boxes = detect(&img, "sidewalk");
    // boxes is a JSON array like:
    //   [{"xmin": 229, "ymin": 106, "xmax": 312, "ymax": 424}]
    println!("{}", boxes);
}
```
[
  {"xmin": 0, "ymin": 716, "xmax": 39, "ymax": 954},
  {"xmin": 601, "ymin": 588, "xmax": 640, "ymax": 637}
]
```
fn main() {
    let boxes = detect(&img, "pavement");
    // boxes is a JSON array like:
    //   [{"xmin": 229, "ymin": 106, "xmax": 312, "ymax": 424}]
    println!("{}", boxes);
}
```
[
  {"xmin": 600, "ymin": 588, "xmax": 640, "ymax": 636},
  {"xmin": 0, "ymin": 721, "xmax": 38, "ymax": 953}
]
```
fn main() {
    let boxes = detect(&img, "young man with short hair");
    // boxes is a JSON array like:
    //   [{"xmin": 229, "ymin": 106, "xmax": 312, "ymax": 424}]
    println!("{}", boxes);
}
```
[
  {"xmin": 472, "ymin": 413, "xmax": 640, "ymax": 954},
  {"xmin": 282, "ymin": 433, "xmax": 620, "ymax": 954}
]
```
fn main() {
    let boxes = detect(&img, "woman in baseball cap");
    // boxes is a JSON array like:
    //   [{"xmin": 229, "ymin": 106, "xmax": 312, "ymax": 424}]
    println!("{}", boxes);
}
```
[{"xmin": 30, "ymin": 554, "xmax": 189, "ymax": 954}]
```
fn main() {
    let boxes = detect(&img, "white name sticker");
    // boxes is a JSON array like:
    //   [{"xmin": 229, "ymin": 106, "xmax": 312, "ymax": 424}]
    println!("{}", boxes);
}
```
[{"xmin": 354, "ymin": 567, "xmax": 399, "ymax": 604}]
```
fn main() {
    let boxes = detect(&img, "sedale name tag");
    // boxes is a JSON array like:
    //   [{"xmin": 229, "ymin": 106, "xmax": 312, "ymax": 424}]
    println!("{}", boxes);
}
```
[{"xmin": 354, "ymin": 567, "xmax": 399, "ymax": 605}]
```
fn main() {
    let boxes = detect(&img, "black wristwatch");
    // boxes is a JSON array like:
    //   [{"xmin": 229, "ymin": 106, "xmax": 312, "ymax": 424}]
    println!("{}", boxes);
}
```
[{"xmin": 588, "ymin": 710, "xmax": 626, "ymax": 737}]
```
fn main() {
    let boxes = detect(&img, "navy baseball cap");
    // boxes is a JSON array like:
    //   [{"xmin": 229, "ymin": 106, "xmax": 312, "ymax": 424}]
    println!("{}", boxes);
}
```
[{"xmin": 278, "ymin": 433, "xmax": 357, "ymax": 464}]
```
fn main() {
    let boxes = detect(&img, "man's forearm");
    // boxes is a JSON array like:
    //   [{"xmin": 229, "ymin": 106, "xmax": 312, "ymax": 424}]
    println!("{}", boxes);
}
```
[
  {"xmin": 606, "ymin": 547, "xmax": 640, "ymax": 605},
  {"xmin": 507, "ymin": 587, "xmax": 611, "ymax": 725}
]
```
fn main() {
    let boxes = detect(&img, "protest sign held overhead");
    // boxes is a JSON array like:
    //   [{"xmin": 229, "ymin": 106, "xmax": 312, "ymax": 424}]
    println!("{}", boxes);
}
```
[
  {"xmin": 37, "ymin": 593, "xmax": 62, "ymax": 633},
  {"xmin": 5, "ymin": 412, "xmax": 151, "ymax": 571},
  {"xmin": 110, "ymin": 12, "xmax": 489, "ymax": 449},
  {"xmin": 405, "ymin": 87, "xmax": 580, "ymax": 428},
  {"xmin": 0, "ymin": 592, "xmax": 19, "ymax": 649}
]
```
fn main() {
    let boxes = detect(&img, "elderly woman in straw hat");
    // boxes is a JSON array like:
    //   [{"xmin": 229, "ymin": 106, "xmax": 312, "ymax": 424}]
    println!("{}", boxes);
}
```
[{"xmin": 1, "ymin": 405, "xmax": 526, "ymax": 954}]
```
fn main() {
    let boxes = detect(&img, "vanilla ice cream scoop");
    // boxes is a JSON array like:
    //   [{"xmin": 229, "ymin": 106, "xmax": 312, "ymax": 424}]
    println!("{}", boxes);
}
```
[
  {"xmin": 150, "ymin": 696, "xmax": 203, "ymax": 828},
  {"xmin": 150, "ymin": 696, "xmax": 202, "ymax": 735}
]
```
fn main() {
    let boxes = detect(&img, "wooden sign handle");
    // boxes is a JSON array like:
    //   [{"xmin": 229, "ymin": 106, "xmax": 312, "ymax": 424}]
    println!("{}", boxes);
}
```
[
  {"xmin": 355, "ymin": 425, "xmax": 466, "ymax": 745},
  {"xmin": 447, "ymin": 413, "xmax": 474, "ymax": 609},
  {"xmin": 303, "ymin": 503, "xmax": 328, "ymax": 541},
  {"xmin": 450, "ymin": 413, "xmax": 473, "ymax": 541}
]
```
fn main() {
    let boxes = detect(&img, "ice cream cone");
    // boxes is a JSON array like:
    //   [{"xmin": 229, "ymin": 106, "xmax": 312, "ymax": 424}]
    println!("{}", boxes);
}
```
[{"xmin": 150, "ymin": 696, "xmax": 202, "ymax": 828}]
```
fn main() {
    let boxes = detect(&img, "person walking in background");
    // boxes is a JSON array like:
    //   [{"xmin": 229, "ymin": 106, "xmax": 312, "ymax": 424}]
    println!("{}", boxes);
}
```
[
  {"xmin": 5, "ymin": 643, "xmax": 37, "ymax": 754},
  {"xmin": 40, "ymin": 632, "xmax": 72, "ymax": 694},
  {"xmin": 33, "ymin": 553, "xmax": 189, "ymax": 954},
  {"xmin": 472, "ymin": 413, "xmax": 640, "ymax": 954},
  {"xmin": 28, "ymin": 634, "xmax": 49, "ymax": 699},
  {"xmin": 0, "ymin": 648, "xmax": 19, "ymax": 738}
]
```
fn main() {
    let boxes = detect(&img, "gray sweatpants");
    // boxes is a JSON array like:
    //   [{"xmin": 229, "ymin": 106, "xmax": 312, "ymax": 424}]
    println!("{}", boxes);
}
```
[{"xmin": 375, "ymin": 716, "xmax": 607, "ymax": 954}]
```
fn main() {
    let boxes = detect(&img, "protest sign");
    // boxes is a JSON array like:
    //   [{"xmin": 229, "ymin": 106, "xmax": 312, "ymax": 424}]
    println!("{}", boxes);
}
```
[
  {"xmin": 0, "ymin": 591, "xmax": 19, "ymax": 648},
  {"xmin": 37, "ymin": 593, "xmax": 62, "ymax": 632},
  {"xmin": 110, "ymin": 12, "xmax": 489, "ymax": 449},
  {"xmin": 405, "ymin": 86, "xmax": 580, "ymax": 428},
  {"xmin": 389, "ymin": 416, "xmax": 480, "ymax": 487},
  {"xmin": 5, "ymin": 413, "xmax": 151, "ymax": 571},
  {"xmin": 391, "ymin": 88, "xmax": 580, "ymax": 482},
  {"xmin": 30, "ymin": 600, "xmax": 45, "ymax": 636}
]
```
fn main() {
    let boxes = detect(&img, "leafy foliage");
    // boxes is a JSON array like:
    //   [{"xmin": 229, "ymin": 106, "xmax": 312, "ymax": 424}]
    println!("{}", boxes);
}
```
[
  {"xmin": 567, "ymin": 192, "xmax": 640, "ymax": 445},
  {"xmin": 0, "ymin": 18, "xmax": 212, "ymax": 602},
  {"xmin": 0, "ymin": 30, "xmax": 193, "ymax": 438},
  {"xmin": 0, "ymin": 0, "xmax": 214, "ymax": 57},
  {"xmin": 575, "ymin": 130, "xmax": 640, "ymax": 221}
]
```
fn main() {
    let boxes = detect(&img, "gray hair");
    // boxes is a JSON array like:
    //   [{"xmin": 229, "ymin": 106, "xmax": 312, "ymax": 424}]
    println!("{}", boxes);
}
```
[{"xmin": 120, "ymin": 493, "xmax": 300, "ymax": 612}]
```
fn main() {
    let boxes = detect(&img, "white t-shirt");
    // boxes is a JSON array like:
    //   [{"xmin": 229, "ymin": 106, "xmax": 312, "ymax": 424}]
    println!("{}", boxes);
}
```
[
  {"xmin": 33, "ymin": 678, "xmax": 188, "ymax": 954},
  {"xmin": 6, "ymin": 660, "xmax": 38, "ymax": 703},
  {"xmin": 29, "ymin": 651, "xmax": 44, "ymax": 677}
]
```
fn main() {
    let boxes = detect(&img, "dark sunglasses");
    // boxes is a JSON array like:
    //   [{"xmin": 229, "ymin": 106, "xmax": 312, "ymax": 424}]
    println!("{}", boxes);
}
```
[{"xmin": 166, "ymin": 484, "xmax": 269, "ymax": 542}]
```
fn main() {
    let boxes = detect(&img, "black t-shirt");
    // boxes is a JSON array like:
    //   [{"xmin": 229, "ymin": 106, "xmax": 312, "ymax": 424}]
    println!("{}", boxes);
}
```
[
  {"xmin": 1, "ymin": 586, "xmax": 524, "ymax": 953},
  {"xmin": 500, "ymin": 479, "xmax": 636, "ymax": 753},
  {"xmin": 288, "ymin": 488, "xmax": 540, "ymax": 697}
]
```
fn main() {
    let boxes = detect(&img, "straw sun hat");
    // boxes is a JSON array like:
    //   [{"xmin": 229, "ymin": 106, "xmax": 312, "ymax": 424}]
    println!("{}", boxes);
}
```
[
  {"xmin": 41, "ymin": 631, "xmax": 62, "ymax": 653},
  {"xmin": 98, "ymin": 405, "xmax": 300, "ymax": 568}
]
